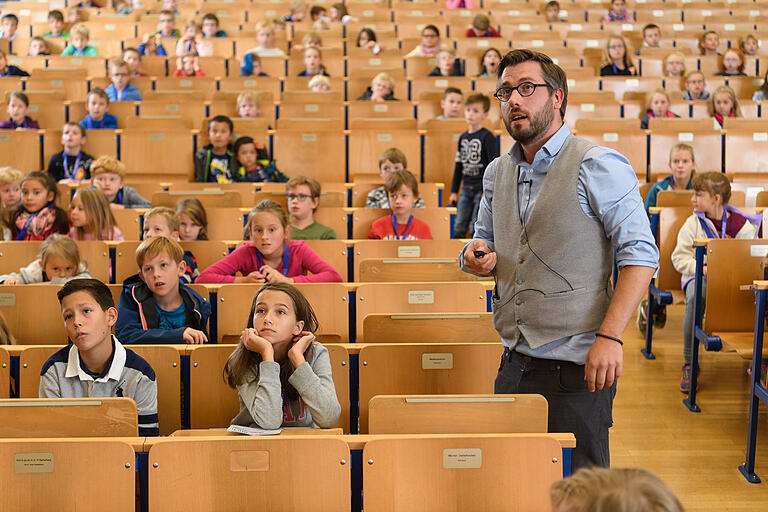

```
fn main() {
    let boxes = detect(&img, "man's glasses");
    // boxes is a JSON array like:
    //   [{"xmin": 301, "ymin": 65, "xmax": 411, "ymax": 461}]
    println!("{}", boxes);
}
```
[{"xmin": 493, "ymin": 82, "xmax": 549, "ymax": 102}]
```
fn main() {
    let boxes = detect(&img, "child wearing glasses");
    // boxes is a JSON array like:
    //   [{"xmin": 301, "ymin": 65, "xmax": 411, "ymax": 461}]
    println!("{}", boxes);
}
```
[{"xmin": 286, "ymin": 176, "xmax": 336, "ymax": 240}]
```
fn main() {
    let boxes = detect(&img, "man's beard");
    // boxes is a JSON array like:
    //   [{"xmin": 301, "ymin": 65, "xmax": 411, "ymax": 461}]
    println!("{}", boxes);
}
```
[{"xmin": 504, "ymin": 97, "xmax": 555, "ymax": 145}]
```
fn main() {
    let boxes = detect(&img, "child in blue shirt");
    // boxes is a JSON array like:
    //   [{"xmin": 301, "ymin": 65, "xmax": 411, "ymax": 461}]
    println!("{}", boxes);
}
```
[
  {"xmin": 79, "ymin": 88, "xmax": 118, "ymax": 130},
  {"xmin": 105, "ymin": 58, "xmax": 142, "ymax": 102}
]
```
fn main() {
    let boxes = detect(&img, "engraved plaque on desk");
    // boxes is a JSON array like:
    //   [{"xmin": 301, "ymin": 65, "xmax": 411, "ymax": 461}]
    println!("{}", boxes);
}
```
[
  {"xmin": 398, "ymin": 246, "xmax": 421, "ymax": 258},
  {"xmin": 408, "ymin": 290, "xmax": 434, "ymax": 304},
  {"xmin": 422, "ymin": 353, "xmax": 453, "ymax": 369},
  {"xmin": 15, "ymin": 453, "xmax": 53, "ymax": 474},
  {"xmin": 443, "ymin": 448, "xmax": 482, "ymax": 469}
]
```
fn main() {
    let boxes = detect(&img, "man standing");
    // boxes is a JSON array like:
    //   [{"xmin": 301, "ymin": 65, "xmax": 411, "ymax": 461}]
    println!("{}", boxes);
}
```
[{"xmin": 460, "ymin": 49, "xmax": 658, "ymax": 470}]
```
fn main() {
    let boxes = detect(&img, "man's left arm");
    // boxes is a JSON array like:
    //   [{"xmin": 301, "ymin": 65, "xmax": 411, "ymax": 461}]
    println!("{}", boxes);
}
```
[{"xmin": 579, "ymin": 148, "xmax": 660, "ymax": 391}]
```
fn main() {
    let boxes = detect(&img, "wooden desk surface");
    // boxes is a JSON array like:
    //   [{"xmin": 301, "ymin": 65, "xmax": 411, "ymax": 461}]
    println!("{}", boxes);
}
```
[{"xmin": 0, "ymin": 436, "xmax": 147, "ymax": 451}]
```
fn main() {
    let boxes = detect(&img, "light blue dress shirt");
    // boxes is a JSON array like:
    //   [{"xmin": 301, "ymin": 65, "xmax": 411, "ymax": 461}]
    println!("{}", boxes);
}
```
[
  {"xmin": 460, "ymin": 122, "xmax": 659, "ymax": 363},
  {"xmin": 105, "ymin": 83, "xmax": 143, "ymax": 102}
]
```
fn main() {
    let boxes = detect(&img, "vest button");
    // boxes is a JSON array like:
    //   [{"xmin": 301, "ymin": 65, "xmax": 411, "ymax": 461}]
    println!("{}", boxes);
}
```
[
  {"xmin": 518, "ymin": 257, "xmax": 524, "ymax": 264},
  {"xmin": 521, "ymin": 238, "xmax": 528, "ymax": 245},
  {"xmin": 516, "ymin": 278, "xmax": 523, "ymax": 285},
  {"xmin": 516, "ymin": 319, "xmax": 523, "ymax": 325},
  {"xmin": 515, "ymin": 299, "xmax": 522, "ymax": 306}
]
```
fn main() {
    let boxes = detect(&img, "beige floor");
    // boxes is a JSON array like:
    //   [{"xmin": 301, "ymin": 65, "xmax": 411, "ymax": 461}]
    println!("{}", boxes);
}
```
[{"xmin": 613, "ymin": 304, "xmax": 768, "ymax": 511}]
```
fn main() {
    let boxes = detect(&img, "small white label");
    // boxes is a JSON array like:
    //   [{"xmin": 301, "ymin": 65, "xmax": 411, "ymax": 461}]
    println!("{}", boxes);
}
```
[
  {"xmin": 435, "ymin": 79, "xmax": 448, "ymax": 87},
  {"xmin": 377, "ymin": 134, "xmax": 393, "ymax": 142},
  {"xmin": 678, "ymin": 132, "xmax": 694, "ymax": 142},
  {"xmin": 20, "ymin": 9, "xmax": 30, "ymax": 16},
  {"xmin": 532, "ymin": 40, "xmax": 544, "ymax": 47},
  {"xmin": 304, "ymin": 104, "xmax": 319, "ymax": 112},
  {"xmin": 571, "ymin": 24, "xmax": 583, "ymax": 31},
  {"xmin": 724, "ymin": 24, "xmax": 735, "ymax": 31},
  {"xmin": 408, "ymin": 290, "xmax": 434, "ymax": 304},
  {"xmin": 750, "ymin": 245, "xmax": 768, "ymax": 257},
  {"xmin": 413, "ymin": 10, "xmax": 422, "ymax": 16},
  {"xmin": 373, "ymin": 104, "xmax": 388, "ymax": 112},
  {"xmin": 105, "ymin": 24, "xmax": 116, "ymax": 30},
  {"xmin": 653, "ymin": 10, "xmax": 664, "ymax": 16},
  {"xmin": 29, "ymin": 105, "xmax": 39, "ymax": 113},
  {"xmin": 363, "ymin": 9, "xmax": 374, "ymax": 16},
  {"xmin": 567, "ymin": 79, "xmax": 575, "ymax": 87},
  {"xmin": 165, "ymin": 104, "xmax": 180, "ymax": 112},
  {"xmin": 15, "ymin": 453, "xmax": 53, "ymax": 474},
  {"xmin": 703, "ymin": 9, "xmax": 712, "ymax": 16},
  {"xmin": 265, "ymin": 9, "xmax": 276, "ymax": 16},
  {"xmin": 586, "ymin": 40, "xmax": 598, "ymax": 48},
  {"xmin": 622, "ymin": 24, "xmax": 633, "ymax": 31},
  {"xmin": 626, "ymin": 78, "xmax": 640, "ymax": 87},
  {"xmin": 302, "ymin": 134, "xmax": 317, "ymax": 142},
  {"xmin": 369, "ymin": 58, "xmax": 381, "ymax": 65},
  {"xmin": 70, "ymin": 59, "xmax": 82, "ymax": 65},
  {"xmin": 754, "ymin": 132, "xmax": 768, "ymax": 141},
  {"xmin": 398, "ymin": 246, "xmax": 421, "ymax": 258},
  {"xmin": 422, "ymin": 353, "xmax": 453, "ymax": 369},
  {"xmin": 428, "ymin": 58, "xmax": 437, "ymax": 65},
  {"xmin": 519, "ymin": 24, "xmax": 531, "ymax": 31},
  {"xmin": 460, "ymin": 10, "xmax": 471, "ymax": 16},
  {"xmin": 603, "ymin": 132, "xmax": 619, "ymax": 142},
  {"xmin": 180, "ymin": 79, "xmax": 192, "ymax": 88},
  {"xmin": 443, "ymin": 448, "xmax": 482, "ymax": 469},
  {"xmin": 673, "ymin": 24, "xmax": 685, "ymax": 31},
  {"xmin": 417, "ymin": 24, "xmax": 426, "ymax": 31},
  {"xmin": 560, "ymin": 9, "xmax": 569, "ymax": 16},
  {"xmin": 244, "ymin": 80, "xmax": 257, "ymax": 87},
  {"xmin": 0, "ymin": 293, "xmax": 15, "ymax": 306},
  {"xmin": 477, "ymin": 40, "xmax": 489, "ymax": 47},
  {"xmin": 580, "ymin": 103, "xmax": 595, "ymax": 112},
  {"xmin": 750, "ymin": 10, "xmax": 760, "ymax": 16}
]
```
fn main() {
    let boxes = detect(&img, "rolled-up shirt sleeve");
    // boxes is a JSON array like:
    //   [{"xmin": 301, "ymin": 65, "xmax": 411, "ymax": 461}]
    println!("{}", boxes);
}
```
[
  {"xmin": 459, "ymin": 157, "xmax": 498, "ymax": 274},
  {"xmin": 578, "ymin": 147, "xmax": 660, "ymax": 270}
]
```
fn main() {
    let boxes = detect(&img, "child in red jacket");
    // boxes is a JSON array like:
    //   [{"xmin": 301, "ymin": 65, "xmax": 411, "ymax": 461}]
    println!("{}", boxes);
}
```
[{"xmin": 368, "ymin": 170, "xmax": 433, "ymax": 240}]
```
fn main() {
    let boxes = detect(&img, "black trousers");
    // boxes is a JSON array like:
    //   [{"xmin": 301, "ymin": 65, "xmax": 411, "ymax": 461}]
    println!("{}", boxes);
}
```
[{"xmin": 494, "ymin": 347, "xmax": 616, "ymax": 471}]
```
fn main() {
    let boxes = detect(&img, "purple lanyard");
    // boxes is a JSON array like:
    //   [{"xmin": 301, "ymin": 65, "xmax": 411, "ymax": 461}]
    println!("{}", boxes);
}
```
[
  {"xmin": 10, "ymin": 117, "xmax": 27, "ymax": 128},
  {"xmin": 256, "ymin": 242, "xmax": 290, "ymax": 274},
  {"xmin": 62, "ymin": 152, "xmax": 82, "ymax": 180},
  {"xmin": 698, "ymin": 210, "xmax": 727, "ymax": 239},
  {"xmin": 391, "ymin": 214, "xmax": 414, "ymax": 240}
]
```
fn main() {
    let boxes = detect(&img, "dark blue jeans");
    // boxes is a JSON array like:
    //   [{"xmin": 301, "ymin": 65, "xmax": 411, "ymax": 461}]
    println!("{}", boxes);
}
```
[
  {"xmin": 494, "ymin": 347, "xmax": 616, "ymax": 471},
  {"xmin": 453, "ymin": 184, "xmax": 483, "ymax": 238}
]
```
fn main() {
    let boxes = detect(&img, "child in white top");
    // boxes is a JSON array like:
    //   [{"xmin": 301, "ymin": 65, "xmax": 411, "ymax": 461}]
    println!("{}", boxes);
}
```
[{"xmin": 0, "ymin": 234, "xmax": 90, "ymax": 285}]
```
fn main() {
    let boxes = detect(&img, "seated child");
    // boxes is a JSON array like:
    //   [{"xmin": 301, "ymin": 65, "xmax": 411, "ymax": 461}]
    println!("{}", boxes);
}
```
[
  {"xmin": 240, "ymin": 20, "xmax": 285, "ymax": 76},
  {"xmin": 0, "ymin": 92, "xmax": 39, "ymax": 129},
  {"xmin": 356, "ymin": 28, "xmax": 381, "ymax": 55},
  {"xmin": 116, "ymin": 236, "xmax": 211, "ymax": 344},
  {"xmin": 106, "ymin": 58, "xmax": 143, "ymax": 102},
  {"xmin": 368, "ymin": 170, "xmax": 433, "ymax": 240},
  {"xmin": 79, "ymin": 88, "xmax": 118, "ymax": 130},
  {"xmin": 236, "ymin": 91, "xmax": 262, "ymax": 118},
  {"xmin": 224, "ymin": 282, "xmax": 341, "ymax": 430},
  {"xmin": 600, "ymin": 36, "xmax": 636, "ymax": 76},
  {"xmin": 0, "ymin": 166, "xmax": 22, "ymax": 210},
  {"xmin": 123, "ymin": 47, "xmax": 149, "ymax": 77},
  {"xmin": 439, "ymin": 87, "xmax": 463, "ymax": 119},
  {"xmin": 194, "ymin": 116, "xmax": 237, "ymax": 182},
  {"xmin": 138, "ymin": 33, "xmax": 168, "ymax": 56},
  {"xmin": 0, "ymin": 234, "xmax": 89, "ymax": 284},
  {"xmin": 279, "ymin": 1, "xmax": 308, "ymax": 23},
  {"xmin": 310, "ymin": 5, "xmax": 327, "ymax": 22},
  {"xmin": 39, "ymin": 278, "xmax": 159, "ymax": 436},
  {"xmin": 603, "ymin": 0, "xmax": 633, "ymax": 22},
  {"xmin": 640, "ymin": 88, "xmax": 680, "ymax": 129},
  {"xmin": 754, "ymin": 70, "xmax": 768, "ymax": 101},
  {"xmin": 196, "ymin": 200, "xmax": 343, "ymax": 284},
  {"xmin": 234, "ymin": 136, "xmax": 284, "ymax": 182},
  {"xmin": 551, "ymin": 467, "xmax": 684, "ymax": 512},
  {"xmin": 61, "ymin": 23, "xmax": 99, "ymax": 56},
  {"xmin": 357, "ymin": 72, "xmax": 398, "ymax": 101},
  {"xmin": 699, "ymin": 30, "xmax": 720, "ymax": 56},
  {"xmin": 644, "ymin": 143, "xmax": 695, "ymax": 214},
  {"xmin": 68, "ymin": 7, "xmax": 82, "ymax": 23},
  {"xmin": 0, "ymin": 49, "xmax": 30, "ymax": 77},
  {"xmin": 711, "ymin": 85, "xmax": 740, "ymax": 128},
  {"xmin": 142, "ymin": 206, "xmax": 199, "ymax": 283},
  {"xmin": 153, "ymin": 10, "xmax": 181, "ymax": 38},
  {"xmin": 367, "ymin": 148, "xmax": 426, "ymax": 208},
  {"xmin": 44, "ymin": 10, "xmax": 70, "ymax": 38},
  {"xmin": 174, "ymin": 51, "xmax": 205, "ymax": 77},
  {"xmin": 28, "ymin": 37, "xmax": 50, "ymax": 57},
  {"xmin": 0, "ymin": 14, "xmax": 18, "ymax": 40},
  {"xmin": 308, "ymin": 75, "xmax": 331, "ymax": 91},
  {"xmin": 91, "ymin": 155, "xmax": 152, "ymax": 209},
  {"xmin": 10, "ymin": 172, "xmax": 69, "ymax": 241},
  {"xmin": 240, "ymin": 52, "xmax": 267, "ymax": 77},
  {"xmin": 202, "ymin": 13, "xmax": 227, "ymax": 38},
  {"xmin": 69, "ymin": 188, "xmax": 124, "ymax": 241},
  {"xmin": 682, "ymin": 71, "xmax": 710, "ymax": 101},
  {"xmin": 671, "ymin": 172, "xmax": 762, "ymax": 392},
  {"xmin": 298, "ymin": 47, "xmax": 329, "ymax": 77},
  {"xmin": 544, "ymin": 1, "xmax": 563, "ymax": 22},
  {"xmin": 477, "ymin": 48, "xmax": 501, "ymax": 77},
  {"xmin": 450, "ymin": 93, "xmax": 498, "ymax": 238},
  {"xmin": 740, "ymin": 34, "xmax": 759, "ymax": 57},
  {"xmin": 176, "ymin": 20, "xmax": 213, "ymax": 57},
  {"xmin": 176, "ymin": 198, "xmax": 208, "ymax": 241},
  {"xmin": 428, "ymin": 47, "xmax": 463, "ymax": 76},
  {"xmin": 286, "ymin": 176, "xmax": 335, "ymax": 240},
  {"xmin": 638, "ymin": 24, "xmax": 661, "ymax": 54},
  {"xmin": 663, "ymin": 51, "xmax": 686, "ymax": 79},
  {"xmin": 466, "ymin": 14, "xmax": 500, "ymax": 38},
  {"xmin": 293, "ymin": 31, "xmax": 322, "ymax": 53},
  {"xmin": 716, "ymin": 48, "xmax": 747, "ymax": 76},
  {"xmin": 329, "ymin": 3, "xmax": 358, "ymax": 24}
]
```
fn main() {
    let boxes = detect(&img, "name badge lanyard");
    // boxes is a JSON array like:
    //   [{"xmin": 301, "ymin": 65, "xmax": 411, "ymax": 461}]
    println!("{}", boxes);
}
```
[
  {"xmin": 16, "ymin": 201, "xmax": 53, "ymax": 240},
  {"xmin": 256, "ymin": 242, "xmax": 290, "ymax": 274},
  {"xmin": 391, "ymin": 214, "xmax": 414, "ymax": 240},
  {"xmin": 698, "ymin": 210, "xmax": 727, "ymax": 239},
  {"xmin": 63, "ymin": 152, "xmax": 82, "ymax": 180}
]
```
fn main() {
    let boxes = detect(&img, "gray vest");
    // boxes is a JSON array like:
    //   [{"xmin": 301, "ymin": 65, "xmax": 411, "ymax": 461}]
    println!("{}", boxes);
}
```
[{"xmin": 491, "ymin": 134, "xmax": 613, "ymax": 349}]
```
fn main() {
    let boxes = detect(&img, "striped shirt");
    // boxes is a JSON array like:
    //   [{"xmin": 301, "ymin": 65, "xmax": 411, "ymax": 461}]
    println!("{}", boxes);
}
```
[{"xmin": 39, "ymin": 336, "xmax": 159, "ymax": 436}]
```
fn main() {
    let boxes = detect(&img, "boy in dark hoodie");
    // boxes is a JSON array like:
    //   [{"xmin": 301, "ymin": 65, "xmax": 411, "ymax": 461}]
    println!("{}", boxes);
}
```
[
  {"xmin": 116, "ymin": 236, "xmax": 211, "ymax": 344},
  {"xmin": 194, "ymin": 115, "xmax": 238, "ymax": 183}
]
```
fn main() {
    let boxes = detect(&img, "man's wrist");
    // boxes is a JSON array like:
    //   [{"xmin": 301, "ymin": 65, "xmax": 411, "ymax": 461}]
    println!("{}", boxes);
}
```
[{"xmin": 596, "ymin": 332, "xmax": 623, "ymax": 346}]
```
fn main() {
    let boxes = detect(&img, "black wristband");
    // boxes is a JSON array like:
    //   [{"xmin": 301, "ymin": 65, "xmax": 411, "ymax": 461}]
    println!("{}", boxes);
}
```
[{"xmin": 596, "ymin": 332, "xmax": 623, "ymax": 346}]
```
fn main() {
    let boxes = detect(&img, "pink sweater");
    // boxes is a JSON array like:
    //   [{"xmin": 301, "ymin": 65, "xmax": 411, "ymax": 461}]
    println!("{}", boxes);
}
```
[
  {"xmin": 69, "ymin": 226, "xmax": 124, "ymax": 241},
  {"xmin": 196, "ymin": 239, "xmax": 343, "ymax": 284}
]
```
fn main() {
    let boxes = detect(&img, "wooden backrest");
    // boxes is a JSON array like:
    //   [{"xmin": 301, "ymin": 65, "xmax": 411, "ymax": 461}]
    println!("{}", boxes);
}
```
[
  {"xmin": 348, "ymin": 128, "xmax": 421, "ymax": 177},
  {"xmin": 18, "ymin": 345, "xmax": 182, "ymax": 436},
  {"xmin": 252, "ymin": 191, "xmax": 347, "ymax": 209},
  {"xmin": 114, "ymin": 240, "xmax": 230, "ymax": 283},
  {"xmin": 368, "ymin": 394, "xmax": 548, "ymax": 434},
  {"xmin": 0, "ymin": 397, "xmax": 138, "ymax": 437},
  {"xmin": 358, "ymin": 343, "xmax": 501, "ymax": 433},
  {"xmin": 572, "ymin": 128, "xmax": 648, "ymax": 178},
  {"xmin": 207, "ymin": 208, "xmax": 248, "ymax": 240},
  {"xmin": 352, "ymin": 208, "xmax": 452, "ymax": 240},
  {"xmin": 362, "ymin": 435, "xmax": 561, "ymax": 512},
  {"xmin": 0, "ymin": 241, "xmax": 110, "ymax": 283},
  {"xmin": 0, "ymin": 285, "xmax": 68, "ymax": 344},
  {"xmin": 302, "ymin": 240, "xmax": 349, "ymax": 282},
  {"xmin": 151, "ymin": 191, "xmax": 243, "ymax": 208},
  {"xmin": 216, "ymin": 283, "xmax": 349, "ymax": 343},
  {"xmin": 423, "ymin": 118, "xmax": 470, "ymax": 185},
  {"xmin": 656, "ymin": 207, "xmax": 691, "ymax": 292},
  {"xmin": 657, "ymin": 189, "xmax": 746, "ymax": 207},
  {"xmin": 273, "ymin": 129, "xmax": 346, "ymax": 183},
  {"xmin": 354, "ymin": 240, "xmax": 465, "ymax": 270},
  {"xmin": 0, "ymin": 346, "xmax": 9, "ymax": 398},
  {"xmin": 111, "ymin": 208, "xmax": 143, "ymax": 240},
  {"xmin": 120, "ymin": 129, "xmax": 195, "ymax": 180},
  {"xmin": 648, "ymin": 124, "xmax": 722, "ymax": 173},
  {"xmin": 0, "ymin": 439, "xmax": 135, "ymax": 511},
  {"xmin": 725, "ymin": 129, "xmax": 768, "ymax": 174},
  {"xmin": 703, "ymin": 238, "xmax": 767, "ymax": 334},
  {"xmin": 188, "ymin": 344, "xmax": 349, "ymax": 432},
  {"xmin": 350, "ymin": 182, "xmax": 441, "ymax": 208},
  {"xmin": 355, "ymin": 282, "xmax": 488, "ymax": 342},
  {"xmin": 148, "ymin": 437, "xmax": 350, "ymax": 510},
  {"xmin": 0, "ymin": 130, "xmax": 42, "ymax": 172},
  {"xmin": 358, "ymin": 258, "xmax": 482, "ymax": 283},
  {"xmin": 363, "ymin": 312, "xmax": 500, "ymax": 344}
]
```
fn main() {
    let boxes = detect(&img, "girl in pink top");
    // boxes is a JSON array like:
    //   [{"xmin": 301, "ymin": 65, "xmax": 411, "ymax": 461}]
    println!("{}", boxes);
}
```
[
  {"xmin": 68, "ymin": 188, "xmax": 124, "ymax": 241},
  {"xmin": 196, "ymin": 200, "xmax": 343, "ymax": 284}
]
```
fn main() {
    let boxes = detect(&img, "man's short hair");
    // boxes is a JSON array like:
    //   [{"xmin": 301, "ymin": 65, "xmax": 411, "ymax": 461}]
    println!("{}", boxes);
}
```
[
  {"xmin": 208, "ymin": 115, "xmax": 233, "ymax": 133},
  {"xmin": 136, "ymin": 236, "xmax": 184, "ymax": 267},
  {"xmin": 57, "ymin": 278, "xmax": 115, "ymax": 310},
  {"xmin": 378, "ymin": 147, "xmax": 407, "ymax": 169},
  {"xmin": 498, "ymin": 49, "xmax": 568, "ymax": 119},
  {"xmin": 1, "ymin": 14, "xmax": 19, "ymax": 25},
  {"xmin": 465, "ymin": 93, "xmax": 490, "ymax": 112},
  {"xmin": 384, "ymin": 170, "xmax": 419, "ymax": 197},
  {"xmin": 48, "ymin": 10, "xmax": 64, "ymax": 22},
  {"xmin": 444, "ymin": 87, "xmax": 463, "ymax": 98},
  {"xmin": 642, "ymin": 23, "xmax": 660, "ymax": 35},
  {"xmin": 145, "ymin": 206, "xmax": 180, "ymax": 233}
]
